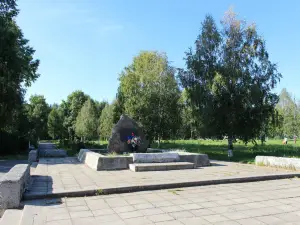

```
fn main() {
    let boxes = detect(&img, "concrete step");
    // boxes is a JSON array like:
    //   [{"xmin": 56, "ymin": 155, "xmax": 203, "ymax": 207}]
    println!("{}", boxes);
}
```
[
  {"xmin": 0, "ymin": 209, "xmax": 23, "ymax": 225},
  {"xmin": 20, "ymin": 204, "xmax": 45, "ymax": 225},
  {"xmin": 129, "ymin": 162, "xmax": 195, "ymax": 172}
]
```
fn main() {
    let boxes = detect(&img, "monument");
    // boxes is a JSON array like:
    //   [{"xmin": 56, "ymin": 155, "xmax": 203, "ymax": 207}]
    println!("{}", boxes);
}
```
[{"xmin": 108, "ymin": 114, "xmax": 149, "ymax": 153}]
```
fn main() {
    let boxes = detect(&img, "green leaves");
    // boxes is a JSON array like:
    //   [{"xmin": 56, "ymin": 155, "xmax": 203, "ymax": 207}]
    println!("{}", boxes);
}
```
[
  {"xmin": 0, "ymin": 0, "xmax": 40, "ymax": 130},
  {"xmin": 26, "ymin": 95, "xmax": 50, "ymax": 140},
  {"xmin": 75, "ymin": 99, "xmax": 98, "ymax": 140},
  {"xmin": 98, "ymin": 103, "xmax": 114, "ymax": 140},
  {"xmin": 47, "ymin": 106, "xmax": 64, "ymax": 139},
  {"xmin": 118, "ymin": 51, "xmax": 181, "ymax": 141},
  {"xmin": 179, "ymin": 10, "xmax": 282, "ymax": 143}
]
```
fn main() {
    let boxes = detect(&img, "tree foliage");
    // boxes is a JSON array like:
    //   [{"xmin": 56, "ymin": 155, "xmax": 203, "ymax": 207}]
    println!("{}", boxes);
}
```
[
  {"xmin": 178, "ymin": 10, "xmax": 282, "ymax": 147},
  {"xmin": 178, "ymin": 89, "xmax": 200, "ymax": 139},
  {"xmin": 98, "ymin": 103, "xmax": 114, "ymax": 140},
  {"xmin": 118, "ymin": 51, "xmax": 181, "ymax": 142},
  {"xmin": 61, "ymin": 90, "xmax": 89, "ymax": 139},
  {"xmin": 0, "ymin": 0, "xmax": 40, "ymax": 130},
  {"xmin": 275, "ymin": 88, "xmax": 299, "ymax": 137},
  {"xmin": 75, "ymin": 99, "xmax": 98, "ymax": 140},
  {"xmin": 26, "ymin": 95, "xmax": 50, "ymax": 140},
  {"xmin": 48, "ymin": 105, "xmax": 65, "ymax": 139}
]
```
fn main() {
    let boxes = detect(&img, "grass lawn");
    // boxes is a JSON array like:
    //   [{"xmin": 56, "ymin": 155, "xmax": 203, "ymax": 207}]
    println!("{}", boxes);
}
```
[
  {"xmin": 43, "ymin": 139, "xmax": 300, "ymax": 164},
  {"xmin": 151, "ymin": 139, "xmax": 300, "ymax": 163}
]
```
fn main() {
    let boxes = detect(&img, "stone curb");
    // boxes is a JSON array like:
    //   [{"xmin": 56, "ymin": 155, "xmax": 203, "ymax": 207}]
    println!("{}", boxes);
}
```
[{"xmin": 23, "ymin": 173, "xmax": 300, "ymax": 200}]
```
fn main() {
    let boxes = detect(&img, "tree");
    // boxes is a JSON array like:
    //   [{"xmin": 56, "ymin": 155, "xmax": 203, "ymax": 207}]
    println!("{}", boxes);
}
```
[
  {"xmin": 178, "ymin": 10, "xmax": 282, "ymax": 150},
  {"xmin": 276, "ymin": 88, "xmax": 299, "ymax": 138},
  {"xmin": 61, "ymin": 91, "xmax": 89, "ymax": 140},
  {"xmin": 178, "ymin": 89, "xmax": 199, "ymax": 139},
  {"xmin": 98, "ymin": 103, "xmax": 114, "ymax": 140},
  {"xmin": 0, "ymin": 0, "xmax": 40, "ymax": 130},
  {"xmin": 118, "ymin": 51, "xmax": 181, "ymax": 144},
  {"xmin": 26, "ymin": 95, "xmax": 50, "ymax": 140},
  {"xmin": 48, "ymin": 105, "xmax": 64, "ymax": 139},
  {"xmin": 94, "ymin": 100, "xmax": 108, "ymax": 117},
  {"xmin": 75, "ymin": 99, "xmax": 98, "ymax": 140}
]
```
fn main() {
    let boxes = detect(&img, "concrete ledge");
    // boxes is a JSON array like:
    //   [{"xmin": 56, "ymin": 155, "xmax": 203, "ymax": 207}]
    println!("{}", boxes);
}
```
[
  {"xmin": 28, "ymin": 150, "xmax": 38, "ymax": 164},
  {"xmin": 0, "ymin": 164, "xmax": 30, "ymax": 215},
  {"xmin": 178, "ymin": 152, "xmax": 210, "ymax": 167},
  {"xmin": 39, "ymin": 149, "xmax": 67, "ymax": 157},
  {"xmin": 133, "ymin": 153, "xmax": 180, "ymax": 163},
  {"xmin": 98, "ymin": 156, "xmax": 132, "ymax": 170},
  {"xmin": 78, "ymin": 149, "xmax": 133, "ymax": 170},
  {"xmin": 129, "ymin": 162, "xmax": 195, "ymax": 172},
  {"xmin": 78, "ymin": 149, "xmax": 100, "ymax": 170},
  {"xmin": 147, "ymin": 149, "xmax": 211, "ymax": 167},
  {"xmin": 23, "ymin": 172, "xmax": 300, "ymax": 200},
  {"xmin": 255, "ymin": 156, "xmax": 300, "ymax": 170}
]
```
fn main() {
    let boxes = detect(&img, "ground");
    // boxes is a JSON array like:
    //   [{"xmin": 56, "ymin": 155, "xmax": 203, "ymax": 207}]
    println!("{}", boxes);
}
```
[
  {"xmin": 26, "ymin": 157, "xmax": 300, "ymax": 198},
  {"xmin": 2, "ymin": 142, "xmax": 300, "ymax": 224},
  {"xmin": 23, "ymin": 178, "xmax": 300, "ymax": 225}
]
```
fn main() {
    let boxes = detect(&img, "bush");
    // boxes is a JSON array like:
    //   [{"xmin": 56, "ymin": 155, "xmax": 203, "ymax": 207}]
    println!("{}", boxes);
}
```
[{"xmin": 0, "ymin": 131, "xmax": 29, "ymax": 155}]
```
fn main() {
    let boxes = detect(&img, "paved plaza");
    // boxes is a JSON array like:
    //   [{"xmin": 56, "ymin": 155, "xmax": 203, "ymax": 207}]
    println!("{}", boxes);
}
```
[
  {"xmin": 26, "ymin": 157, "xmax": 300, "ymax": 199},
  {"xmin": 22, "ymin": 178, "xmax": 300, "ymax": 225}
]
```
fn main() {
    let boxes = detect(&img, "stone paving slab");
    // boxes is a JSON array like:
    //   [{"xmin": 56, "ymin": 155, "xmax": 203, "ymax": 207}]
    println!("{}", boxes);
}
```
[
  {"xmin": 21, "ymin": 178, "xmax": 300, "ymax": 225},
  {"xmin": 24, "ymin": 157, "xmax": 300, "ymax": 200}
]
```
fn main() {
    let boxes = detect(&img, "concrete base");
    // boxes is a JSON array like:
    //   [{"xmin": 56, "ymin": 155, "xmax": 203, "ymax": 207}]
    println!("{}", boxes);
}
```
[
  {"xmin": 78, "ymin": 149, "xmax": 133, "ymax": 170},
  {"xmin": 129, "ymin": 162, "xmax": 195, "ymax": 172},
  {"xmin": 98, "ymin": 156, "xmax": 133, "ymax": 170},
  {"xmin": 146, "ymin": 149, "xmax": 210, "ymax": 167},
  {"xmin": 133, "ymin": 153, "xmax": 180, "ymax": 163},
  {"xmin": 255, "ymin": 156, "xmax": 300, "ymax": 170},
  {"xmin": 178, "ymin": 152, "xmax": 210, "ymax": 167},
  {"xmin": 0, "ymin": 164, "xmax": 30, "ymax": 216}
]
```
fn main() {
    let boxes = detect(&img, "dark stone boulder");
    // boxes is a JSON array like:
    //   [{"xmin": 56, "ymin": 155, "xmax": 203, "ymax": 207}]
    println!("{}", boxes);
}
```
[{"xmin": 108, "ymin": 115, "xmax": 149, "ymax": 153}]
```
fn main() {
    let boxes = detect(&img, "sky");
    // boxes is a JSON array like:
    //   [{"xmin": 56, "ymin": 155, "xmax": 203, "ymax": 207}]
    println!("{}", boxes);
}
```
[{"xmin": 17, "ymin": 0, "xmax": 300, "ymax": 104}]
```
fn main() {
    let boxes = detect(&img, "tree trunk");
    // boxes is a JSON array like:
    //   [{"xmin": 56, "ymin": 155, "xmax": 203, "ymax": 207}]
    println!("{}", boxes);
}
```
[
  {"xmin": 158, "ymin": 136, "xmax": 161, "ymax": 148},
  {"xmin": 228, "ymin": 136, "xmax": 233, "ymax": 151}
]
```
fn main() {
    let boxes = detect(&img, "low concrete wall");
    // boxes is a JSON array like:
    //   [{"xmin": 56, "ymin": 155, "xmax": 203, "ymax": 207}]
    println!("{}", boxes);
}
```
[
  {"xmin": 178, "ymin": 152, "xmax": 210, "ymax": 167},
  {"xmin": 28, "ymin": 150, "xmax": 38, "ymax": 164},
  {"xmin": 147, "ymin": 149, "xmax": 211, "ymax": 167},
  {"xmin": 78, "ymin": 149, "xmax": 133, "ymax": 170},
  {"xmin": 0, "ymin": 164, "xmax": 30, "ymax": 216},
  {"xmin": 255, "ymin": 156, "xmax": 300, "ymax": 170},
  {"xmin": 98, "ymin": 156, "xmax": 133, "ymax": 170},
  {"xmin": 39, "ymin": 149, "xmax": 67, "ymax": 157},
  {"xmin": 78, "ymin": 149, "xmax": 100, "ymax": 170},
  {"xmin": 133, "ymin": 153, "xmax": 180, "ymax": 163}
]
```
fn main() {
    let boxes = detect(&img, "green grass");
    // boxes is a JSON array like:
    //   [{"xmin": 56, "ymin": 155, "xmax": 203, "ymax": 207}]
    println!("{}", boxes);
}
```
[
  {"xmin": 41, "ymin": 138, "xmax": 300, "ymax": 164},
  {"xmin": 151, "ymin": 139, "xmax": 300, "ymax": 164}
]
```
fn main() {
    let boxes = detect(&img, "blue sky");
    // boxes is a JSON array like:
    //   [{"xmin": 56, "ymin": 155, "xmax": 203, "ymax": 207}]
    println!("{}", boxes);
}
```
[{"xmin": 17, "ymin": 0, "xmax": 300, "ymax": 104}]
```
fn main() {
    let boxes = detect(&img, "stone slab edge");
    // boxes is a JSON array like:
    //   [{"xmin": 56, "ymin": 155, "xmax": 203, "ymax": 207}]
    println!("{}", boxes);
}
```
[
  {"xmin": 255, "ymin": 155, "xmax": 300, "ymax": 170},
  {"xmin": 0, "ymin": 164, "xmax": 30, "ymax": 216},
  {"xmin": 23, "ymin": 172, "xmax": 300, "ymax": 200},
  {"xmin": 78, "ymin": 149, "xmax": 133, "ymax": 170}
]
